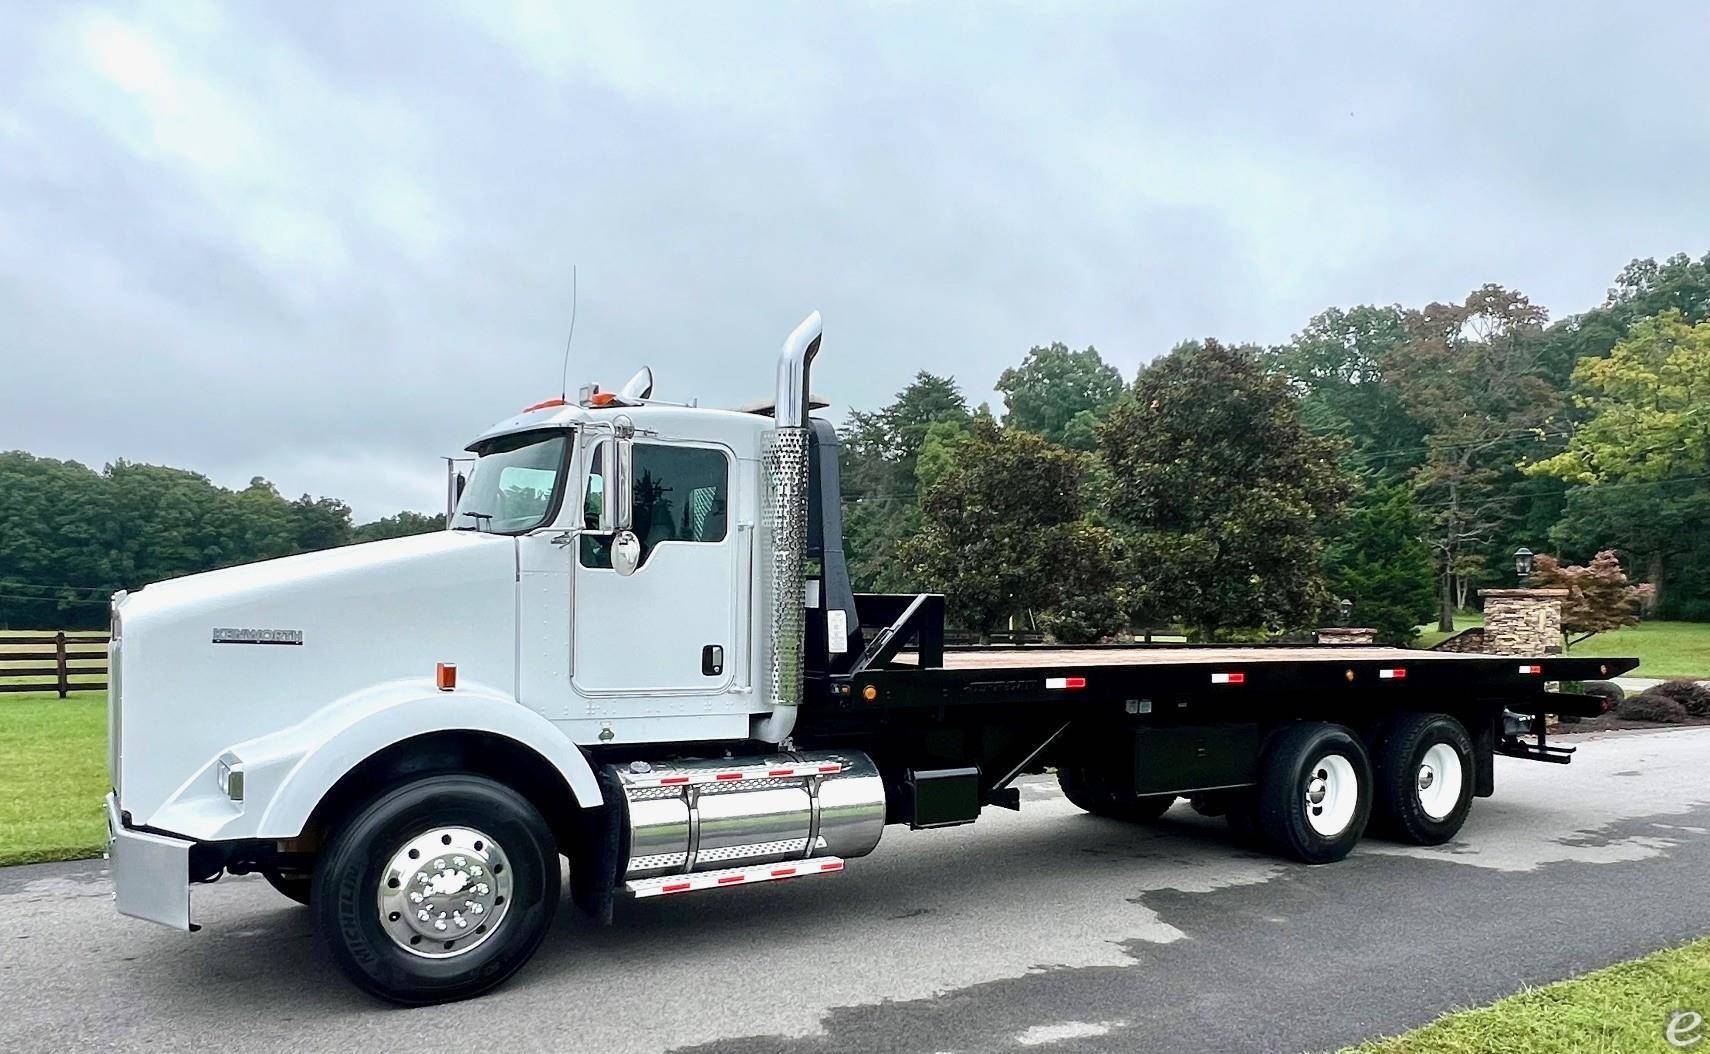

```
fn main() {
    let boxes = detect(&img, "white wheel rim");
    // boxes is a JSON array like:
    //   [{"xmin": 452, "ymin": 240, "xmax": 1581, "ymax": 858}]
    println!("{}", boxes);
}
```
[
  {"xmin": 1303, "ymin": 753, "xmax": 1359, "ymax": 837},
  {"xmin": 1415, "ymin": 742, "xmax": 1464, "ymax": 821}
]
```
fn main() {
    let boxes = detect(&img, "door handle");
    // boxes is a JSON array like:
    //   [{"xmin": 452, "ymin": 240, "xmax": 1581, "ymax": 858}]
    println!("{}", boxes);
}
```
[{"xmin": 702, "ymin": 645, "xmax": 724, "ymax": 677}]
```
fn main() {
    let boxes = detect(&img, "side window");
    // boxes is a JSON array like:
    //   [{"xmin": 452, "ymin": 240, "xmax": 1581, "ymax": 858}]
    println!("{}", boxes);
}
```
[{"xmin": 580, "ymin": 443, "xmax": 729, "ymax": 569}]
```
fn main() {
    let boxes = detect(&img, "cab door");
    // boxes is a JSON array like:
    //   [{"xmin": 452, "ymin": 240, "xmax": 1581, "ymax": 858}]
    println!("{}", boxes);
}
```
[{"xmin": 572, "ymin": 438, "xmax": 738, "ymax": 696}]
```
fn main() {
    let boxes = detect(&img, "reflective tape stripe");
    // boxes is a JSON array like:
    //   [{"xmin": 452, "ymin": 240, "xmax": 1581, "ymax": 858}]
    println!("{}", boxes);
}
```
[
  {"xmin": 1210, "ymin": 672, "xmax": 1246, "ymax": 685},
  {"xmin": 1045, "ymin": 676, "xmax": 1087, "ymax": 690},
  {"xmin": 1518, "ymin": 664, "xmax": 1543, "ymax": 675},
  {"xmin": 1379, "ymin": 668, "xmax": 1406, "ymax": 680},
  {"xmin": 625, "ymin": 857, "xmax": 848, "ymax": 898}
]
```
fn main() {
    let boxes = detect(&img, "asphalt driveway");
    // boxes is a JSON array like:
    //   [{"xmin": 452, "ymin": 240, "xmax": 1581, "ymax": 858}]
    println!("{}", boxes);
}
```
[{"xmin": 5, "ymin": 726, "xmax": 1708, "ymax": 1053}]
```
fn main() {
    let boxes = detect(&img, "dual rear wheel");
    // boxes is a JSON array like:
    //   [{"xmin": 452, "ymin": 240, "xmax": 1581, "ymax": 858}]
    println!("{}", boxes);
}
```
[{"xmin": 1061, "ymin": 713, "xmax": 1476, "ymax": 864}]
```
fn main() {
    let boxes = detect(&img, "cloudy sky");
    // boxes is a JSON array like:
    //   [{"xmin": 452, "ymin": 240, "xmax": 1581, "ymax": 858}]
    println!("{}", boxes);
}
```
[{"xmin": 3, "ymin": 2, "xmax": 1707, "ymax": 520}]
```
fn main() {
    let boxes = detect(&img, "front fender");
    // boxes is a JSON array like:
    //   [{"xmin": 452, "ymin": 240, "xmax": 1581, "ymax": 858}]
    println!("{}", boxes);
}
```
[{"xmin": 144, "ymin": 678, "xmax": 602, "ymax": 842}]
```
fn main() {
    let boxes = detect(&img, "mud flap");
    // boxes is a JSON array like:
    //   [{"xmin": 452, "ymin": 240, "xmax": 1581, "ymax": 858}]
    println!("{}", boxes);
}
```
[{"xmin": 569, "ymin": 767, "xmax": 625, "ymax": 925}]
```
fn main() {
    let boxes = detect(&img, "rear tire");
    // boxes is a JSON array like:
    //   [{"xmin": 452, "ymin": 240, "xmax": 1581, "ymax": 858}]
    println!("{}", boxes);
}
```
[
  {"xmin": 1371, "ymin": 712, "xmax": 1474, "ymax": 845},
  {"xmin": 312, "ymin": 773, "xmax": 560, "ymax": 1005},
  {"xmin": 1254, "ymin": 723, "xmax": 1371, "ymax": 864},
  {"xmin": 1058, "ymin": 766, "xmax": 1176, "ymax": 822}
]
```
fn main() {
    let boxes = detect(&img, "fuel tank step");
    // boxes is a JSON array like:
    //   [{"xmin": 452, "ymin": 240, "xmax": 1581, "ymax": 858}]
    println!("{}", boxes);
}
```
[{"xmin": 624, "ymin": 857, "xmax": 846, "ymax": 898}]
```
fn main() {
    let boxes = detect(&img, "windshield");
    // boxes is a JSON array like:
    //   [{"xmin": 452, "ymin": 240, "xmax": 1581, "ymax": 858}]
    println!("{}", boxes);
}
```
[{"xmin": 453, "ymin": 431, "xmax": 569, "ymax": 534}]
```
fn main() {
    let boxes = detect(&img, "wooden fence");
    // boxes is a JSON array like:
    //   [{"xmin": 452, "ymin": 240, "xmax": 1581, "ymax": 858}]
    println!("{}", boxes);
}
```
[{"xmin": 0, "ymin": 632, "xmax": 110, "ymax": 696}]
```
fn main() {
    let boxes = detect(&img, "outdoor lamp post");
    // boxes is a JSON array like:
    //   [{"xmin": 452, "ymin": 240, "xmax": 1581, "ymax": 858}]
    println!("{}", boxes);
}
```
[
  {"xmin": 1337, "ymin": 598, "xmax": 1353, "ymax": 626},
  {"xmin": 1513, "ymin": 546, "xmax": 1534, "ymax": 582}
]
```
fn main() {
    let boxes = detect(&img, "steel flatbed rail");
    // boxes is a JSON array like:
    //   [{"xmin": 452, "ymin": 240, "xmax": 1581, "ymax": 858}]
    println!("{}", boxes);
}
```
[{"xmin": 835, "ymin": 646, "xmax": 1640, "ymax": 710}]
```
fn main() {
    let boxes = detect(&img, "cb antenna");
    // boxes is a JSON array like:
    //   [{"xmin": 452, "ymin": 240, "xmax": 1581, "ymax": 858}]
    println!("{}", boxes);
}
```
[{"xmin": 559, "ymin": 264, "xmax": 578, "ymax": 400}]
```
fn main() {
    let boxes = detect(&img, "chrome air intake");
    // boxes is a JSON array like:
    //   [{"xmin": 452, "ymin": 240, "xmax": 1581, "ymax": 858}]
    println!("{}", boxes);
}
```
[
  {"xmin": 614, "ymin": 749, "xmax": 885, "ymax": 879},
  {"xmin": 760, "ymin": 312, "xmax": 823, "ymax": 720}
]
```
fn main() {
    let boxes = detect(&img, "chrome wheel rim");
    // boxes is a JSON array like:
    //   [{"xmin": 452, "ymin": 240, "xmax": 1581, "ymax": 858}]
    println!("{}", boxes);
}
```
[
  {"xmin": 1303, "ymin": 753, "xmax": 1359, "ymax": 837},
  {"xmin": 1416, "ymin": 742, "xmax": 1464, "ymax": 821},
  {"xmin": 376, "ymin": 826, "xmax": 513, "ymax": 959}
]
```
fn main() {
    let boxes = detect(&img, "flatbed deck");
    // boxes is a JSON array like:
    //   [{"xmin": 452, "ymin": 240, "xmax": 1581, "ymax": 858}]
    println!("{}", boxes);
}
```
[
  {"xmin": 841, "ymin": 643, "xmax": 1639, "ymax": 711},
  {"xmin": 940, "ymin": 646, "xmax": 1505, "ymax": 669}
]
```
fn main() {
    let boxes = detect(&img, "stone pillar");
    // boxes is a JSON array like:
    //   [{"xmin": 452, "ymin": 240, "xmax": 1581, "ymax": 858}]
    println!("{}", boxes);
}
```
[
  {"xmin": 1476, "ymin": 588, "xmax": 1568, "ymax": 656},
  {"xmin": 1316, "ymin": 627, "xmax": 1377, "ymax": 646}
]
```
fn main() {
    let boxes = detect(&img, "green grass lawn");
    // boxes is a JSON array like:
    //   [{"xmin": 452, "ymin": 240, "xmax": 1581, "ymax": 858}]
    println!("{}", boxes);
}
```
[
  {"xmin": 0, "ymin": 690, "xmax": 108, "ymax": 866},
  {"xmin": 1341, "ymin": 935, "xmax": 1710, "ymax": 1053},
  {"xmin": 1415, "ymin": 616, "xmax": 1710, "ymax": 679}
]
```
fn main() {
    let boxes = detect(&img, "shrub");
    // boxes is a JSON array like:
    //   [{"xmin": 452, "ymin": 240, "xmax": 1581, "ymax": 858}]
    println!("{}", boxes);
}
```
[
  {"xmin": 1615, "ymin": 692, "xmax": 1690, "ymax": 724},
  {"xmin": 1645, "ymin": 679, "xmax": 1710, "ymax": 717}
]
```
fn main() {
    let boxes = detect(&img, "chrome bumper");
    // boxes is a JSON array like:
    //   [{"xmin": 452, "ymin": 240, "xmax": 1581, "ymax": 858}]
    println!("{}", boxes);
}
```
[{"xmin": 106, "ymin": 793, "xmax": 194, "ymax": 931}]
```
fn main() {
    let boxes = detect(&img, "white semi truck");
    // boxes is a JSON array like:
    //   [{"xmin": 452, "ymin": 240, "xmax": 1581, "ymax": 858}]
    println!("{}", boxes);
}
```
[{"xmin": 105, "ymin": 313, "xmax": 1634, "ymax": 1004}]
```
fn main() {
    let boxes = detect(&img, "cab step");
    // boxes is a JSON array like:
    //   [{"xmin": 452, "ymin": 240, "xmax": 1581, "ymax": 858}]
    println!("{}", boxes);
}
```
[{"xmin": 625, "ymin": 857, "xmax": 846, "ymax": 898}]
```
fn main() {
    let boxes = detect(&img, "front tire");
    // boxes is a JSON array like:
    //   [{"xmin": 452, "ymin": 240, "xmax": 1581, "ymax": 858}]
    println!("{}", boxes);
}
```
[
  {"xmin": 1371, "ymin": 712, "xmax": 1474, "ymax": 845},
  {"xmin": 1254, "ymin": 723, "xmax": 1371, "ymax": 864},
  {"xmin": 312, "ymin": 774, "xmax": 560, "ymax": 1005}
]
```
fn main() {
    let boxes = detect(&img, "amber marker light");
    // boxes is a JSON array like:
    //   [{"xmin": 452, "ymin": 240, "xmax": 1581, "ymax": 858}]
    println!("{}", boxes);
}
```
[{"xmin": 436, "ymin": 662, "xmax": 457, "ymax": 691}]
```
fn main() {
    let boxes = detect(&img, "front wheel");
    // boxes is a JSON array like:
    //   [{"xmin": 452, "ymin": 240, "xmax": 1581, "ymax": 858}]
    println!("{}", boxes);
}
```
[
  {"xmin": 312, "ymin": 774, "xmax": 561, "ymax": 1005},
  {"xmin": 1371, "ymin": 713, "xmax": 1474, "ymax": 845},
  {"xmin": 1254, "ymin": 722, "xmax": 1372, "ymax": 864}
]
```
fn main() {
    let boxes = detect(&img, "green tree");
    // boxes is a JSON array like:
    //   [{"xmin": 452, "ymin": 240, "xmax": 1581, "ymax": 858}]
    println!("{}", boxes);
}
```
[
  {"xmin": 1389, "ymin": 285, "xmax": 1565, "ymax": 630},
  {"xmin": 354, "ymin": 510, "xmax": 447, "ymax": 542},
  {"xmin": 1267, "ymin": 305, "xmax": 1425, "ymax": 483},
  {"xmin": 1322, "ymin": 486, "xmax": 1436, "ymax": 645},
  {"xmin": 1529, "ymin": 310, "xmax": 1710, "ymax": 611},
  {"xmin": 995, "ymin": 342, "xmax": 1125, "ymax": 451},
  {"xmin": 1529, "ymin": 310, "xmax": 1710, "ymax": 485},
  {"xmin": 839, "ymin": 372, "xmax": 970, "ymax": 592},
  {"xmin": 898, "ymin": 417, "xmax": 1087, "ymax": 640},
  {"xmin": 1542, "ymin": 252, "xmax": 1710, "ymax": 384},
  {"xmin": 1548, "ymin": 482, "xmax": 1710, "ymax": 620},
  {"xmin": 1098, "ymin": 339, "xmax": 1353, "ymax": 638}
]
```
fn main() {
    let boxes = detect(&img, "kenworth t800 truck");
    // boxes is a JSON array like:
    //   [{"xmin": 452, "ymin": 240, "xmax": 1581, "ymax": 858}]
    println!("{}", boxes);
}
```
[{"xmin": 105, "ymin": 313, "xmax": 1636, "ymax": 1004}]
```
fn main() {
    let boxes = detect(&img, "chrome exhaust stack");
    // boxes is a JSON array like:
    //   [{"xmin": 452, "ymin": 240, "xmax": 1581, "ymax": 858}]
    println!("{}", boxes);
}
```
[{"xmin": 754, "ymin": 311, "xmax": 822, "ymax": 744}]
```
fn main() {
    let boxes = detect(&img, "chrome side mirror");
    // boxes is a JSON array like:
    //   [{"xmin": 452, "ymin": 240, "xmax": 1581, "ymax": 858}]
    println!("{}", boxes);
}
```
[{"xmin": 611, "ymin": 530, "xmax": 642, "ymax": 576}]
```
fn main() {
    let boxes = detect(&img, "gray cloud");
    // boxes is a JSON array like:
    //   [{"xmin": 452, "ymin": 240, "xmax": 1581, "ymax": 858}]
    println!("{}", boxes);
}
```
[{"xmin": 2, "ymin": 2, "xmax": 1707, "ymax": 519}]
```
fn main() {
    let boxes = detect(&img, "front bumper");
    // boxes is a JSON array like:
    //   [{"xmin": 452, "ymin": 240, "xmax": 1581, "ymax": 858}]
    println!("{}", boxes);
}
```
[{"xmin": 106, "ymin": 793, "xmax": 195, "ymax": 931}]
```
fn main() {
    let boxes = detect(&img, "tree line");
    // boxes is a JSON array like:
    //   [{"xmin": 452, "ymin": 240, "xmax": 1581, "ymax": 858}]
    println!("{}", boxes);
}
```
[
  {"xmin": 4, "ymin": 251, "xmax": 1706, "ymax": 641},
  {"xmin": 0, "ymin": 455, "xmax": 441, "ymax": 628},
  {"xmin": 842, "ymin": 252, "xmax": 1710, "ymax": 644}
]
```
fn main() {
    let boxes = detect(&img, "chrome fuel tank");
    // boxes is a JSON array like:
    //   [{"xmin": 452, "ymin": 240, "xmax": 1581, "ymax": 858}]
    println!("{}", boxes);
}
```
[{"xmin": 613, "ymin": 750, "xmax": 884, "ymax": 879}]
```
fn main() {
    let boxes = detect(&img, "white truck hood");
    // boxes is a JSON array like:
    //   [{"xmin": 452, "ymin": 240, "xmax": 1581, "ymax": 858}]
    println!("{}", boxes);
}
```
[{"xmin": 112, "ymin": 530, "xmax": 519, "ymax": 827}]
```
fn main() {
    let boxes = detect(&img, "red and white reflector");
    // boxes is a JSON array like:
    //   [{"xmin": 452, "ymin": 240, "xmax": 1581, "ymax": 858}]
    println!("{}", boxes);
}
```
[
  {"xmin": 1045, "ymin": 676, "xmax": 1087, "ymax": 690},
  {"xmin": 621, "ymin": 761, "xmax": 843, "ymax": 789},
  {"xmin": 1210, "ymin": 671, "xmax": 1246, "ymax": 685},
  {"xmin": 625, "ymin": 857, "xmax": 848, "ymax": 899},
  {"xmin": 1518, "ymin": 664, "xmax": 1543, "ymax": 675},
  {"xmin": 1378, "ymin": 668, "xmax": 1407, "ymax": 680}
]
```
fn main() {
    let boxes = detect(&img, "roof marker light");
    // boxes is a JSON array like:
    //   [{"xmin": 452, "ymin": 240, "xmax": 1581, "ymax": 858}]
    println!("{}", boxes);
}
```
[
  {"xmin": 589, "ymin": 391, "xmax": 617, "ymax": 406},
  {"xmin": 1379, "ymin": 668, "xmax": 1407, "ymax": 680},
  {"xmin": 1045, "ymin": 676, "xmax": 1087, "ymax": 690},
  {"xmin": 1210, "ymin": 672, "xmax": 1246, "ymax": 685},
  {"xmin": 521, "ymin": 397, "xmax": 567, "ymax": 413}
]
